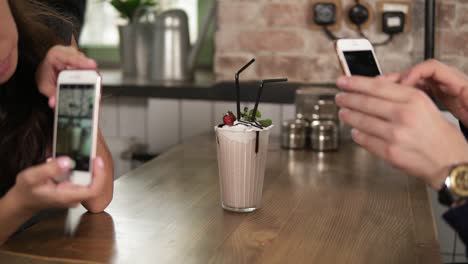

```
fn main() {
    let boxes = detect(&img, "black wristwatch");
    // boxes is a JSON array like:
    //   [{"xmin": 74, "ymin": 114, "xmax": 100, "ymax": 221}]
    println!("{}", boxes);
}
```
[{"xmin": 438, "ymin": 164, "xmax": 468, "ymax": 207}]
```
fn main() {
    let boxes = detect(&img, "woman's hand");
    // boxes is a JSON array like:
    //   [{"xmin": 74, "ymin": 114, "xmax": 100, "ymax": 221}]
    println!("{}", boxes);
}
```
[
  {"xmin": 7, "ymin": 156, "xmax": 107, "ymax": 213},
  {"xmin": 335, "ymin": 76, "xmax": 468, "ymax": 190},
  {"xmin": 399, "ymin": 59, "xmax": 468, "ymax": 127},
  {"xmin": 35, "ymin": 45, "xmax": 97, "ymax": 107}
]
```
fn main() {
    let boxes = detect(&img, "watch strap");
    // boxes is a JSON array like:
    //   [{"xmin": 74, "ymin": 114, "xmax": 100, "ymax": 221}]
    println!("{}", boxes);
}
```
[{"xmin": 438, "ymin": 184, "xmax": 455, "ymax": 207}]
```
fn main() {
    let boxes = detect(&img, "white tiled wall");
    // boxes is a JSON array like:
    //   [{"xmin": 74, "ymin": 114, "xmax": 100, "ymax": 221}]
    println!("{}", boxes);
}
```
[
  {"xmin": 100, "ymin": 97, "xmax": 296, "ymax": 177},
  {"xmin": 147, "ymin": 99, "xmax": 181, "ymax": 154},
  {"xmin": 99, "ymin": 97, "xmax": 119, "ymax": 137},
  {"xmin": 282, "ymin": 104, "xmax": 296, "ymax": 121},
  {"xmin": 99, "ymin": 97, "xmax": 148, "ymax": 178},
  {"xmin": 181, "ymin": 100, "xmax": 212, "ymax": 140},
  {"xmin": 117, "ymin": 97, "xmax": 147, "ymax": 143}
]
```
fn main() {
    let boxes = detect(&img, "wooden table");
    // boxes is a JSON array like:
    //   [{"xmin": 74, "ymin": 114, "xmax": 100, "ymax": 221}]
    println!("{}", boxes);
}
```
[{"xmin": 0, "ymin": 134, "xmax": 441, "ymax": 263}]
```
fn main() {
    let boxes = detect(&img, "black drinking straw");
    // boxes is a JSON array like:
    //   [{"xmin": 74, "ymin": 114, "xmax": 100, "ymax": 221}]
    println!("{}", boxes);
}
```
[
  {"xmin": 251, "ymin": 78, "xmax": 288, "ymax": 122},
  {"xmin": 235, "ymin": 58, "xmax": 256, "ymax": 119}
]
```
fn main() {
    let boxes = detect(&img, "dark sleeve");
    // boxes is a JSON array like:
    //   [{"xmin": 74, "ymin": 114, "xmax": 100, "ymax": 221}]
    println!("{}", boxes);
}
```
[
  {"xmin": 461, "ymin": 121, "xmax": 468, "ymax": 140},
  {"xmin": 443, "ymin": 203, "xmax": 468, "ymax": 256},
  {"xmin": 443, "ymin": 121, "xmax": 468, "ymax": 257}
]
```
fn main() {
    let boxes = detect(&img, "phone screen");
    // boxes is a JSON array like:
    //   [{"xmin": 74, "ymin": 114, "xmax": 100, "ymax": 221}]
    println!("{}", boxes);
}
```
[
  {"xmin": 56, "ymin": 84, "xmax": 96, "ymax": 171},
  {"xmin": 343, "ymin": 50, "xmax": 381, "ymax": 77}
]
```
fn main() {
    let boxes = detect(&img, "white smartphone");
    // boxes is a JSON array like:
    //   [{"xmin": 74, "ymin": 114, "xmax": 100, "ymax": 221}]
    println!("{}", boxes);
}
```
[
  {"xmin": 335, "ymin": 38, "xmax": 382, "ymax": 77},
  {"xmin": 53, "ymin": 70, "xmax": 101, "ymax": 186}
]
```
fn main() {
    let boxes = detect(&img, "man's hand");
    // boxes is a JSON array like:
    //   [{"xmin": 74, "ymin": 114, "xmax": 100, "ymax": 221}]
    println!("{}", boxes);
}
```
[
  {"xmin": 335, "ymin": 76, "xmax": 468, "ymax": 190},
  {"xmin": 399, "ymin": 59, "xmax": 468, "ymax": 127}
]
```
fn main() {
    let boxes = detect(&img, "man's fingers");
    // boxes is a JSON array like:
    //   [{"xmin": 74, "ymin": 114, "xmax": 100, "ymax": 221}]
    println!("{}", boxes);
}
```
[
  {"xmin": 377, "ymin": 73, "xmax": 402, "ymax": 83},
  {"xmin": 400, "ymin": 59, "xmax": 467, "ymax": 96},
  {"xmin": 351, "ymin": 129, "xmax": 409, "ymax": 169},
  {"xmin": 20, "ymin": 157, "xmax": 75, "ymax": 186},
  {"xmin": 351, "ymin": 129, "xmax": 390, "ymax": 160},
  {"xmin": 339, "ymin": 108, "xmax": 394, "ymax": 142},
  {"xmin": 336, "ymin": 76, "xmax": 414, "ymax": 102},
  {"xmin": 335, "ymin": 92, "xmax": 398, "ymax": 121}
]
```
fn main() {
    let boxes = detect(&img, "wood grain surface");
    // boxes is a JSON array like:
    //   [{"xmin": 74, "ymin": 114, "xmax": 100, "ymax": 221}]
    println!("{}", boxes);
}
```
[{"xmin": 0, "ymin": 134, "xmax": 441, "ymax": 264}]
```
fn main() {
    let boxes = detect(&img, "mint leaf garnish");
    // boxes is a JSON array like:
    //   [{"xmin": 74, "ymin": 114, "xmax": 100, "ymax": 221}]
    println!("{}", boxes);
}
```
[
  {"xmin": 248, "ymin": 109, "xmax": 261, "ymax": 118},
  {"xmin": 259, "ymin": 119, "xmax": 272, "ymax": 127}
]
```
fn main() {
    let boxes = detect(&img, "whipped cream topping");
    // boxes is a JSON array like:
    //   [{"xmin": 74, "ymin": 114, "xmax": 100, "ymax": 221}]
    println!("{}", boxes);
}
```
[{"xmin": 216, "ymin": 120, "xmax": 273, "ymax": 132}]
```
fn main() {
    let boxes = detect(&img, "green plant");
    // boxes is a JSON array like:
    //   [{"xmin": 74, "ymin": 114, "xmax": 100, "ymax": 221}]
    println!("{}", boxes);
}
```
[
  {"xmin": 240, "ymin": 107, "xmax": 272, "ymax": 127},
  {"xmin": 108, "ymin": 0, "xmax": 158, "ymax": 23}
]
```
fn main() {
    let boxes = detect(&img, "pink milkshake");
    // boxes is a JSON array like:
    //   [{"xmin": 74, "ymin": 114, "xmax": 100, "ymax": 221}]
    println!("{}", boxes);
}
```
[
  {"xmin": 217, "ymin": 57, "xmax": 287, "ymax": 212},
  {"xmin": 215, "ymin": 121, "xmax": 272, "ymax": 212}
]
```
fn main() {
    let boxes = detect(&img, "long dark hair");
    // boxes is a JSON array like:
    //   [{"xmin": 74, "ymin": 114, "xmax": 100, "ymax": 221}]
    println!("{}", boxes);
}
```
[{"xmin": 0, "ymin": 0, "xmax": 70, "ymax": 196}]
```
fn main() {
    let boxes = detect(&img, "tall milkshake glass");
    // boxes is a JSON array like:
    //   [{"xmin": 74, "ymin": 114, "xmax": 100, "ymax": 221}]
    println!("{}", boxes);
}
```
[{"xmin": 215, "ymin": 125, "xmax": 272, "ymax": 212}]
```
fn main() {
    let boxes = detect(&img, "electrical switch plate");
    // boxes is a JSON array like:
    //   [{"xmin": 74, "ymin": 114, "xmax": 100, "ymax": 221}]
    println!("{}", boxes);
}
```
[
  {"xmin": 313, "ymin": 3, "xmax": 337, "ymax": 26},
  {"xmin": 308, "ymin": 0, "xmax": 342, "ymax": 31},
  {"xmin": 382, "ymin": 11, "xmax": 405, "ymax": 34},
  {"xmin": 377, "ymin": 1, "xmax": 412, "ymax": 32}
]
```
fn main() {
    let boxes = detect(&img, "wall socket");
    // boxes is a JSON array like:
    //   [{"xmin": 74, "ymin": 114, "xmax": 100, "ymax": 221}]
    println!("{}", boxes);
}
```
[
  {"xmin": 344, "ymin": 1, "xmax": 374, "ymax": 30},
  {"xmin": 309, "ymin": 0, "xmax": 342, "ymax": 31},
  {"xmin": 377, "ymin": 1, "xmax": 412, "ymax": 32}
]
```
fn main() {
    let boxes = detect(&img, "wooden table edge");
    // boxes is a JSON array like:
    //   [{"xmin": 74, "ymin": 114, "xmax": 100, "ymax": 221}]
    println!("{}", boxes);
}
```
[{"xmin": 0, "ymin": 248, "xmax": 103, "ymax": 264}]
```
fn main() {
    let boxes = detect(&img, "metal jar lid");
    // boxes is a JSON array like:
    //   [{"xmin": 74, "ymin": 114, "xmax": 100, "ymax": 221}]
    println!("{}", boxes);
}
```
[
  {"xmin": 282, "ymin": 119, "xmax": 308, "ymax": 131},
  {"xmin": 312, "ymin": 94, "xmax": 339, "ymax": 121},
  {"xmin": 311, "ymin": 120, "xmax": 337, "ymax": 132}
]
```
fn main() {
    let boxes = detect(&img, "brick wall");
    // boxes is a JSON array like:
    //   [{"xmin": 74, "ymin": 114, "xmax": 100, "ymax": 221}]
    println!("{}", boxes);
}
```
[
  {"xmin": 214, "ymin": 0, "xmax": 467, "ymax": 83},
  {"xmin": 437, "ymin": 0, "xmax": 468, "ymax": 73}
]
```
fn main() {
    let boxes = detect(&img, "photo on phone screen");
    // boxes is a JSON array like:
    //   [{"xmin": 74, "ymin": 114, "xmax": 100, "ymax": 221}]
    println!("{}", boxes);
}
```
[
  {"xmin": 55, "ymin": 84, "xmax": 96, "ymax": 171},
  {"xmin": 343, "ymin": 50, "xmax": 381, "ymax": 77}
]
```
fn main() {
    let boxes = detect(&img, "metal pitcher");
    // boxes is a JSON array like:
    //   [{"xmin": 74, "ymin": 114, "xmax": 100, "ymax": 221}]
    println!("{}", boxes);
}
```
[{"xmin": 134, "ymin": 4, "xmax": 216, "ymax": 82}]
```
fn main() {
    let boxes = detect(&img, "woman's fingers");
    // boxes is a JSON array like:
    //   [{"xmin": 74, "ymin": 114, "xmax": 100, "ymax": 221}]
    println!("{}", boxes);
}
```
[
  {"xmin": 19, "ymin": 157, "xmax": 74, "ymax": 186},
  {"xmin": 337, "ymin": 76, "xmax": 414, "ymax": 103},
  {"xmin": 38, "ymin": 45, "xmax": 98, "ymax": 103},
  {"xmin": 54, "ymin": 182, "xmax": 95, "ymax": 205},
  {"xmin": 53, "ymin": 157, "xmax": 107, "ymax": 204},
  {"xmin": 335, "ymin": 92, "xmax": 398, "ymax": 121},
  {"xmin": 48, "ymin": 96, "xmax": 56, "ymax": 108},
  {"xmin": 88, "ymin": 157, "xmax": 106, "ymax": 195},
  {"xmin": 47, "ymin": 46, "xmax": 97, "ymax": 70}
]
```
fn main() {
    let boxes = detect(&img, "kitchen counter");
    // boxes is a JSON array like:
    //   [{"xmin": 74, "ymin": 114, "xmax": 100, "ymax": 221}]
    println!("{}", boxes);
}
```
[
  {"xmin": 0, "ymin": 134, "xmax": 440, "ymax": 263},
  {"xmin": 101, "ymin": 69, "xmax": 336, "ymax": 104}
]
